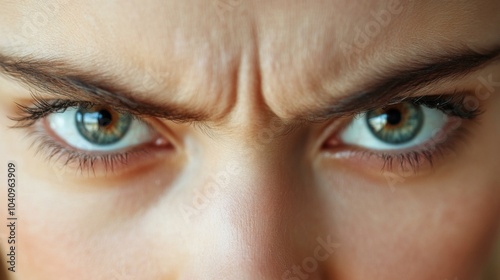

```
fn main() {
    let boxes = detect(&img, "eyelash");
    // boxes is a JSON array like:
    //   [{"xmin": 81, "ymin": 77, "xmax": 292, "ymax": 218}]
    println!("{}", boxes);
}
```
[
  {"xmin": 405, "ymin": 93, "xmax": 482, "ymax": 119},
  {"xmin": 29, "ymin": 129, "xmax": 155, "ymax": 176},
  {"xmin": 332, "ymin": 92, "xmax": 483, "ymax": 172},
  {"xmin": 12, "ymin": 95, "xmax": 160, "ymax": 175},
  {"xmin": 11, "ymin": 93, "xmax": 483, "ymax": 175},
  {"xmin": 358, "ymin": 123, "xmax": 470, "ymax": 172},
  {"xmin": 13, "ymin": 96, "xmax": 112, "ymax": 128}
]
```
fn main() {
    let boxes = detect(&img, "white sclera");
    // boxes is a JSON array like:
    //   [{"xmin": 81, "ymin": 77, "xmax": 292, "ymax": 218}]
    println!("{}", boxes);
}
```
[
  {"xmin": 47, "ymin": 108, "xmax": 156, "ymax": 152},
  {"xmin": 340, "ymin": 106, "xmax": 448, "ymax": 151}
]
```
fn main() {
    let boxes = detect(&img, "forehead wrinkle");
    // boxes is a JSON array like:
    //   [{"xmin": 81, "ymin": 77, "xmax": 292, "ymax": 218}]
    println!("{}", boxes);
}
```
[
  {"xmin": 82, "ymin": 1, "xmax": 245, "ymax": 122},
  {"xmin": 0, "ymin": 0, "xmax": 252, "ymax": 124},
  {"xmin": 253, "ymin": 0, "xmax": 410, "ymax": 120},
  {"xmin": 3, "ymin": 0, "xmax": 500, "ymax": 124},
  {"xmin": 260, "ymin": 0, "xmax": 500, "ymax": 120}
]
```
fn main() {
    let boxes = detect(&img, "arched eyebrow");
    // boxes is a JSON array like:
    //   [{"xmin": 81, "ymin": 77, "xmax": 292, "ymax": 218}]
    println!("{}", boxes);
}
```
[{"xmin": 1, "ymin": 46, "xmax": 499, "ymax": 123}]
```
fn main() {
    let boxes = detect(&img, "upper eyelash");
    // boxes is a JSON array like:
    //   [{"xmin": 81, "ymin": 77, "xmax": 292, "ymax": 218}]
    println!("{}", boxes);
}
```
[
  {"xmin": 12, "ymin": 92, "xmax": 482, "ymax": 127},
  {"xmin": 10, "ymin": 92, "xmax": 483, "ymax": 174},
  {"xmin": 350, "ymin": 93, "xmax": 482, "ymax": 172},
  {"xmin": 374, "ymin": 123, "xmax": 472, "ymax": 172},
  {"xmin": 382, "ymin": 91, "xmax": 482, "ymax": 120},
  {"xmin": 12, "ymin": 93, "xmax": 483, "ymax": 144},
  {"xmin": 11, "ymin": 94, "xmax": 94, "ymax": 128},
  {"xmin": 10, "ymin": 93, "xmax": 143, "ymax": 129},
  {"xmin": 9, "ymin": 94, "xmax": 157, "ymax": 174},
  {"xmin": 409, "ymin": 93, "xmax": 482, "ymax": 119}
]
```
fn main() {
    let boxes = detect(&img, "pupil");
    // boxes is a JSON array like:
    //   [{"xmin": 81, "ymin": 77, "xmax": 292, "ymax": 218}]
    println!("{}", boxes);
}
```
[
  {"xmin": 386, "ymin": 109, "xmax": 402, "ymax": 126},
  {"xmin": 76, "ymin": 106, "xmax": 132, "ymax": 146},
  {"xmin": 366, "ymin": 102, "xmax": 424, "ymax": 145},
  {"xmin": 97, "ymin": 110, "xmax": 113, "ymax": 127}
]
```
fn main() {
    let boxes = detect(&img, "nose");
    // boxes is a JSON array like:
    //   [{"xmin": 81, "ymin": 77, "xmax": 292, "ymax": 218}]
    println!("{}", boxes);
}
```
[
  {"xmin": 178, "ymin": 135, "xmax": 333, "ymax": 280},
  {"xmin": 172, "ymin": 46, "xmax": 336, "ymax": 279}
]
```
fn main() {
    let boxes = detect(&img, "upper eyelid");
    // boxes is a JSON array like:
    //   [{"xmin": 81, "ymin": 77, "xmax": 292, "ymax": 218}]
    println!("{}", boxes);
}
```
[
  {"xmin": 12, "ymin": 91, "xmax": 481, "ymax": 127},
  {"xmin": 10, "ymin": 97, "xmax": 143, "ymax": 128}
]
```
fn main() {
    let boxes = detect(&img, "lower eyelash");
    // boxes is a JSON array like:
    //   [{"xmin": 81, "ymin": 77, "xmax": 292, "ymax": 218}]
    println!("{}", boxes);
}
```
[
  {"xmin": 333, "ymin": 92, "xmax": 484, "ymax": 173},
  {"xmin": 25, "ymin": 124, "xmax": 155, "ymax": 176},
  {"xmin": 359, "ymin": 120, "xmax": 474, "ymax": 173},
  {"xmin": 11, "ymin": 92, "xmax": 484, "ymax": 175},
  {"xmin": 10, "ymin": 97, "xmax": 169, "ymax": 176}
]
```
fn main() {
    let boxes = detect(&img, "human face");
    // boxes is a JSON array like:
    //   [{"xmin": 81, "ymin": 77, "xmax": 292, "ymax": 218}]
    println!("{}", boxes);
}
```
[{"xmin": 0, "ymin": 0, "xmax": 499, "ymax": 279}]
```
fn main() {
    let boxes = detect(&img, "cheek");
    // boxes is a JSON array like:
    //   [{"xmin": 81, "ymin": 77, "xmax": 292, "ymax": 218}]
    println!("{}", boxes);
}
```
[
  {"xmin": 13, "ymin": 175, "xmax": 188, "ymax": 279},
  {"xmin": 314, "ymin": 165, "xmax": 500, "ymax": 279}
]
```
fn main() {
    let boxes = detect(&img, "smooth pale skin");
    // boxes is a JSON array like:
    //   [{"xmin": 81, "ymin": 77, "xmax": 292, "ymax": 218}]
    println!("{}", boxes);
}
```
[{"xmin": 0, "ymin": 0, "xmax": 499, "ymax": 279}]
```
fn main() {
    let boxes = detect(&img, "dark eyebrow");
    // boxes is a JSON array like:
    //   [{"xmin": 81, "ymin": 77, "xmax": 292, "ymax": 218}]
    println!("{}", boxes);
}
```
[
  {"xmin": 1, "ymin": 47, "xmax": 500, "ymax": 124},
  {"xmin": 306, "ymin": 46, "xmax": 500, "ymax": 121},
  {"xmin": 0, "ymin": 54, "xmax": 209, "ymax": 122}
]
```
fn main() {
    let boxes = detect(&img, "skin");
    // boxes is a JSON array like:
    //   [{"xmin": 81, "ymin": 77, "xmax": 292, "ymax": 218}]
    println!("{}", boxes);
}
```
[{"xmin": 0, "ymin": 0, "xmax": 499, "ymax": 279}]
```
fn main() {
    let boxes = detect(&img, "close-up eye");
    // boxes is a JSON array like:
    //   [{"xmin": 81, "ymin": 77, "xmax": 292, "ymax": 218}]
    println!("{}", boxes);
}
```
[
  {"xmin": 47, "ymin": 105, "xmax": 157, "ymax": 152},
  {"xmin": 324, "ymin": 94, "xmax": 484, "ymax": 172},
  {"xmin": 13, "ymin": 100, "xmax": 173, "ymax": 174},
  {"xmin": 340, "ymin": 102, "xmax": 449, "ymax": 151}
]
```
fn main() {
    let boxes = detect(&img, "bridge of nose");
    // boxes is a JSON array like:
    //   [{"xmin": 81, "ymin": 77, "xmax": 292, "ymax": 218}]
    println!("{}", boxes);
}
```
[{"xmin": 176, "ymin": 137, "xmax": 331, "ymax": 279}]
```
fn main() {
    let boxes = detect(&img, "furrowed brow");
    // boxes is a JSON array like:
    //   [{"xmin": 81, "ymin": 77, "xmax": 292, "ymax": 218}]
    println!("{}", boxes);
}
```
[
  {"xmin": 0, "ymin": 54, "xmax": 209, "ymax": 122},
  {"xmin": 2, "ymin": 47, "xmax": 499, "ymax": 124},
  {"xmin": 307, "ymin": 46, "xmax": 500, "ymax": 121}
]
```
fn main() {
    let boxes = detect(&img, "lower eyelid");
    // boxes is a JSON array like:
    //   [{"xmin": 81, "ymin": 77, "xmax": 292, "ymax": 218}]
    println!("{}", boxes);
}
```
[
  {"xmin": 339, "ymin": 106, "xmax": 449, "ymax": 150},
  {"xmin": 22, "ymin": 114, "xmax": 172, "ymax": 176},
  {"xmin": 30, "ymin": 130, "xmax": 174, "ymax": 177},
  {"xmin": 322, "ymin": 116, "xmax": 471, "ymax": 173}
]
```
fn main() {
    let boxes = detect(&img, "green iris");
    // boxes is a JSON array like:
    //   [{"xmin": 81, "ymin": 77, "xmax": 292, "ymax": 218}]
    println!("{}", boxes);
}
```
[
  {"xmin": 366, "ymin": 102, "xmax": 424, "ymax": 144},
  {"xmin": 75, "ymin": 106, "xmax": 132, "ymax": 145}
]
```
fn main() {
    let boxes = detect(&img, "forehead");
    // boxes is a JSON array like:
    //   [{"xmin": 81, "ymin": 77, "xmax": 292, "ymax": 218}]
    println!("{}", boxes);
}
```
[{"xmin": 0, "ymin": 0, "xmax": 499, "ymax": 118}]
